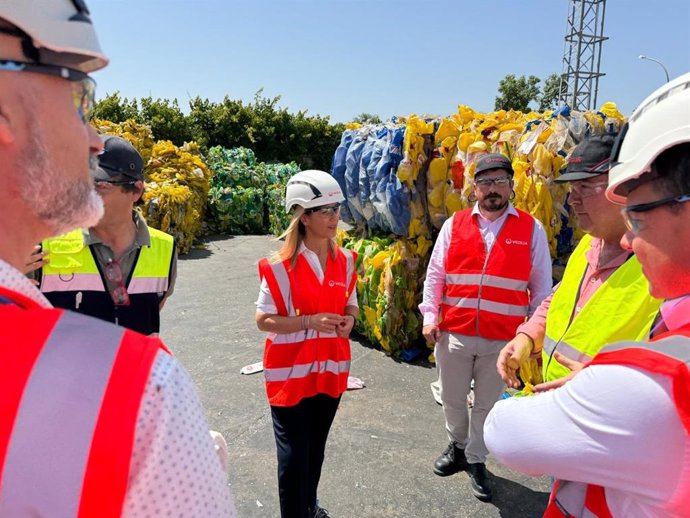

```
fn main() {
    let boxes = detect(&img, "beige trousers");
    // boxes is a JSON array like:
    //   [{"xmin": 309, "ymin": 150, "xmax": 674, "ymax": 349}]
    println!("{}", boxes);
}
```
[{"xmin": 435, "ymin": 332, "xmax": 506, "ymax": 464}]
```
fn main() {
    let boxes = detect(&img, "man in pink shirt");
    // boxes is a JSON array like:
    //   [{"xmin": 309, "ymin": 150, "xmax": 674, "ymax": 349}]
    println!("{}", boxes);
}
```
[
  {"xmin": 419, "ymin": 153, "xmax": 552, "ymax": 501},
  {"xmin": 496, "ymin": 135, "xmax": 661, "ymax": 389}
]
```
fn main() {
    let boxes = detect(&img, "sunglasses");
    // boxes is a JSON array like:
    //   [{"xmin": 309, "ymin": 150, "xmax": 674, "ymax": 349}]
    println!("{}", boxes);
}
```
[
  {"xmin": 474, "ymin": 176, "xmax": 511, "ymax": 187},
  {"xmin": 94, "ymin": 179, "xmax": 137, "ymax": 188},
  {"xmin": 305, "ymin": 203, "xmax": 342, "ymax": 216},
  {"xmin": 569, "ymin": 181, "xmax": 609, "ymax": 199},
  {"xmin": 104, "ymin": 259, "xmax": 131, "ymax": 306},
  {"xmin": 621, "ymin": 193, "xmax": 690, "ymax": 234},
  {"xmin": 0, "ymin": 60, "xmax": 96, "ymax": 123}
]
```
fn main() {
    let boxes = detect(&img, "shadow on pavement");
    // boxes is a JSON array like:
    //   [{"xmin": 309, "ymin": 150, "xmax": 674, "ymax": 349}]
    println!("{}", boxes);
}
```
[{"xmin": 489, "ymin": 473, "xmax": 550, "ymax": 518}]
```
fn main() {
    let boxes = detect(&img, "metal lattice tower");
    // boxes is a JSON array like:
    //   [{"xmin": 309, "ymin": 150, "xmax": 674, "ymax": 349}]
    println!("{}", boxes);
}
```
[{"xmin": 560, "ymin": 0, "xmax": 608, "ymax": 111}]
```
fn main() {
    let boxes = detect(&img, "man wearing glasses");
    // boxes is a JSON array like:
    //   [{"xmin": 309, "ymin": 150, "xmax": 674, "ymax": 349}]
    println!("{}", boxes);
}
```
[
  {"xmin": 485, "ymin": 73, "xmax": 690, "ymax": 517},
  {"xmin": 0, "ymin": 1, "xmax": 234, "ymax": 517},
  {"xmin": 496, "ymin": 135, "xmax": 661, "ymax": 391},
  {"xmin": 419, "ymin": 153, "xmax": 552, "ymax": 501},
  {"xmin": 37, "ymin": 135, "xmax": 177, "ymax": 336}
]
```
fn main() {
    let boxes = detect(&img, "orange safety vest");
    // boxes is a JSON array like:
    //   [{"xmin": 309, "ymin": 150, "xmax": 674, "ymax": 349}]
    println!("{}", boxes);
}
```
[
  {"xmin": 0, "ymin": 285, "xmax": 167, "ymax": 518},
  {"xmin": 258, "ymin": 247, "xmax": 357, "ymax": 407},
  {"xmin": 439, "ymin": 208, "xmax": 535, "ymax": 340},
  {"xmin": 544, "ymin": 327, "xmax": 690, "ymax": 518}
]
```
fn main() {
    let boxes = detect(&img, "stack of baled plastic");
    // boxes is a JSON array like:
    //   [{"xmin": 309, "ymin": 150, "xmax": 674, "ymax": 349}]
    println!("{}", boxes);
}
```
[
  {"xmin": 331, "ymin": 102, "xmax": 627, "ymax": 357},
  {"xmin": 143, "ymin": 141, "xmax": 212, "ymax": 253},
  {"xmin": 206, "ymin": 146, "xmax": 301, "ymax": 235},
  {"xmin": 338, "ymin": 231, "xmax": 432, "ymax": 355}
]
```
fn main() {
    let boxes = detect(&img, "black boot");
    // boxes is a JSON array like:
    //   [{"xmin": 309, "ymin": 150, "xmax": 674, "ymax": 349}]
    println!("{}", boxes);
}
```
[
  {"xmin": 467, "ymin": 462, "xmax": 492, "ymax": 501},
  {"xmin": 433, "ymin": 441, "xmax": 468, "ymax": 476},
  {"xmin": 313, "ymin": 505, "xmax": 331, "ymax": 518}
]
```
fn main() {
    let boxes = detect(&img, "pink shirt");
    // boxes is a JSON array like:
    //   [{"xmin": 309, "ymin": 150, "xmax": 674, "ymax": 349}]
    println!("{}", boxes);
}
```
[
  {"xmin": 419, "ymin": 204, "xmax": 553, "ymax": 327},
  {"xmin": 516, "ymin": 237, "xmax": 631, "ymax": 343}
]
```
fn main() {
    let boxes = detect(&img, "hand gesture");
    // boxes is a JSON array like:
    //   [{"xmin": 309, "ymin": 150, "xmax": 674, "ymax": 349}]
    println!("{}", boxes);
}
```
[
  {"xmin": 533, "ymin": 352, "xmax": 586, "ymax": 393},
  {"xmin": 336, "ymin": 315, "xmax": 356, "ymax": 338},
  {"xmin": 422, "ymin": 324, "xmax": 440, "ymax": 344},
  {"xmin": 310, "ymin": 313, "xmax": 344, "ymax": 334},
  {"xmin": 496, "ymin": 333, "xmax": 534, "ymax": 389}
]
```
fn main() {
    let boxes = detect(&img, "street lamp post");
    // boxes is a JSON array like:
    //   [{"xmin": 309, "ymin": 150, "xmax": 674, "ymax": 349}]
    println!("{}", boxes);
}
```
[{"xmin": 639, "ymin": 55, "xmax": 670, "ymax": 83}]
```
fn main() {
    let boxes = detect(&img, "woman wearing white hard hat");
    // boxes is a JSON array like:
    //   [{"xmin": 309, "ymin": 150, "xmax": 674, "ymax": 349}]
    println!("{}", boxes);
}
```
[{"xmin": 256, "ymin": 170, "xmax": 359, "ymax": 518}]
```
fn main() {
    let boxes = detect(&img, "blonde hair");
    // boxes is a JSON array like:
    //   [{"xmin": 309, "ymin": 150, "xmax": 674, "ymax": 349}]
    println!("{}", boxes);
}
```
[{"xmin": 270, "ymin": 206, "xmax": 337, "ymax": 269}]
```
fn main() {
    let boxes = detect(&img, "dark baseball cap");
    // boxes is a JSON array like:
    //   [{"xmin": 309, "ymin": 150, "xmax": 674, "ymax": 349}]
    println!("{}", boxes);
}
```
[
  {"xmin": 475, "ymin": 153, "xmax": 514, "ymax": 177},
  {"xmin": 556, "ymin": 134, "xmax": 616, "ymax": 183},
  {"xmin": 94, "ymin": 135, "xmax": 144, "ymax": 181}
]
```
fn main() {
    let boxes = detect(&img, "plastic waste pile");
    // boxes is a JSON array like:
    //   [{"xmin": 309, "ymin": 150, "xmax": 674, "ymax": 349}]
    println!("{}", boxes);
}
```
[
  {"xmin": 333, "ymin": 102, "xmax": 626, "ymax": 356},
  {"xmin": 206, "ymin": 146, "xmax": 300, "ymax": 235}
]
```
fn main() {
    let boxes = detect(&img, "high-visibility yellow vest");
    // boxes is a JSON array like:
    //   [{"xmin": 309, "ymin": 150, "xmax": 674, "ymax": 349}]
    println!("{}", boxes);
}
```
[
  {"xmin": 40, "ymin": 227, "xmax": 174, "ymax": 335},
  {"xmin": 542, "ymin": 234, "xmax": 662, "ymax": 381}
]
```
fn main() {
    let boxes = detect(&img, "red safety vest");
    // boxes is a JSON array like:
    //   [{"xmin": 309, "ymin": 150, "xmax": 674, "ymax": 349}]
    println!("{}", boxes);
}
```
[
  {"xmin": 258, "ymin": 247, "xmax": 357, "ymax": 407},
  {"xmin": 544, "ymin": 327, "xmax": 690, "ymax": 518},
  {"xmin": 0, "ymin": 285, "xmax": 167, "ymax": 518},
  {"xmin": 440, "ymin": 208, "xmax": 534, "ymax": 340}
]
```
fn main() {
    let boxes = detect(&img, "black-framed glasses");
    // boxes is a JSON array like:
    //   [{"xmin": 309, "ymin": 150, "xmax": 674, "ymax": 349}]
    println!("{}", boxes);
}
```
[
  {"xmin": 305, "ymin": 203, "xmax": 341, "ymax": 216},
  {"xmin": 621, "ymin": 193, "xmax": 690, "ymax": 234},
  {"xmin": 0, "ymin": 60, "xmax": 96, "ymax": 123},
  {"xmin": 104, "ymin": 259, "xmax": 131, "ymax": 306},
  {"xmin": 474, "ymin": 176, "xmax": 511, "ymax": 187}
]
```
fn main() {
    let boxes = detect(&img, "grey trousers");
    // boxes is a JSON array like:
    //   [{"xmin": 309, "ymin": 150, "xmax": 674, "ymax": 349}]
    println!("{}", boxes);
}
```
[{"xmin": 435, "ymin": 332, "xmax": 506, "ymax": 464}]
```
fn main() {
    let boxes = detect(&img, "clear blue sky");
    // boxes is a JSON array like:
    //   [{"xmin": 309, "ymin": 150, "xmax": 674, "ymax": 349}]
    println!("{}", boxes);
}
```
[{"xmin": 89, "ymin": 0, "xmax": 690, "ymax": 123}]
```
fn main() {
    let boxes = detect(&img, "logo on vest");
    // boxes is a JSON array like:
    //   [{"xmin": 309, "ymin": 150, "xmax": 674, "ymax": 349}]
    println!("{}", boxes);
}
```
[
  {"xmin": 505, "ymin": 238, "xmax": 528, "ymax": 246},
  {"xmin": 328, "ymin": 280, "xmax": 347, "ymax": 288}
]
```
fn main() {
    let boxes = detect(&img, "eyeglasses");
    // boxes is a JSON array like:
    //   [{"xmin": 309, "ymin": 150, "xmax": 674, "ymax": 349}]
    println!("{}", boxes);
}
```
[
  {"xmin": 621, "ymin": 193, "xmax": 690, "ymax": 234},
  {"xmin": 94, "ymin": 179, "xmax": 137, "ymax": 188},
  {"xmin": 569, "ymin": 181, "xmax": 609, "ymax": 199},
  {"xmin": 104, "ymin": 259, "xmax": 131, "ymax": 306},
  {"xmin": 0, "ymin": 60, "xmax": 96, "ymax": 123},
  {"xmin": 474, "ymin": 176, "xmax": 511, "ymax": 187},
  {"xmin": 305, "ymin": 203, "xmax": 341, "ymax": 217}
]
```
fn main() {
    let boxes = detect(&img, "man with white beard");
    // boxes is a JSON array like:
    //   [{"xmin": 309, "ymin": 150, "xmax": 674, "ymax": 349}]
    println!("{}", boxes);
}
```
[{"xmin": 0, "ymin": 1, "xmax": 235, "ymax": 517}]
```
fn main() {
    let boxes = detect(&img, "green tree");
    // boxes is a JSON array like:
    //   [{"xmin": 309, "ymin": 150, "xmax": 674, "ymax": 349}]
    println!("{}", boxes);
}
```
[
  {"xmin": 352, "ymin": 112, "xmax": 382, "ymax": 124},
  {"xmin": 92, "ymin": 92, "xmax": 139, "ymax": 123},
  {"xmin": 138, "ymin": 96, "xmax": 192, "ymax": 144},
  {"xmin": 494, "ymin": 74, "xmax": 542, "ymax": 112},
  {"xmin": 538, "ymin": 73, "xmax": 567, "ymax": 112}
]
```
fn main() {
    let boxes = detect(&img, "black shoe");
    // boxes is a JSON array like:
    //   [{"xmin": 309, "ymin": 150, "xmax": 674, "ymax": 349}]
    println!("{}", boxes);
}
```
[
  {"xmin": 313, "ymin": 505, "xmax": 331, "ymax": 518},
  {"xmin": 433, "ymin": 441, "xmax": 468, "ymax": 476},
  {"xmin": 467, "ymin": 462, "xmax": 492, "ymax": 501}
]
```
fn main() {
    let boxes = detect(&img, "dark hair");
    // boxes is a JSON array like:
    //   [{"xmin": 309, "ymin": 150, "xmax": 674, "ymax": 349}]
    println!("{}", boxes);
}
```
[{"xmin": 651, "ymin": 143, "xmax": 690, "ymax": 200}]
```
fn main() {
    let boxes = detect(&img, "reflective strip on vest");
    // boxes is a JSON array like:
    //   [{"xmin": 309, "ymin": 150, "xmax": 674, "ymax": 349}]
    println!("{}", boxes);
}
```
[
  {"xmin": 270, "ymin": 260, "xmax": 295, "ymax": 315},
  {"xmin": 270, "ymin": 329, "xmax": 338, "ymax": 345},
  {"xmin": 543, "ymin": 336, "xmax": 593, "ymax": 363},
  {"xmin": 441, "ymin": 296, "xmax": 529, "ymax": 317},
  {"xmin": 40, "ymin": 272, "xmax": 105, "ymax": 293},
  {"xmin": 0, "ymin": 311, "xmax": 124, "ymax": 518},
  {"xmin": 445, "ymin": 273, "xmax": 529, "ymax": 292},
  {"xmin": 128, "ymin": 276, "xmax": 169, "ymax": 294},
  {"xmin": 264, "ymin": 359, "xmax": 351, "ymax": 382}
]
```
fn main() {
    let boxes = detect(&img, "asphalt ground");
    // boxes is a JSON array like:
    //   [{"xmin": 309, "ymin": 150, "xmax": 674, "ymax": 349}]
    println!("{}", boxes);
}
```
[{"xmin": 160, "ymin": 235, "xmax": 551, "ymax": 518}]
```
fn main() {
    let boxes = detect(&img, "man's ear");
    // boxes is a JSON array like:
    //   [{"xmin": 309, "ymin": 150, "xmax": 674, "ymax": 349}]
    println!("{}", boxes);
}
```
[
  {"xmin": 133, "ymin": 180, "xmax": 145, "ymax": 203},
  {"xmin": 0, "ymin": 94, "xmax": 17, "ymax": 146}
]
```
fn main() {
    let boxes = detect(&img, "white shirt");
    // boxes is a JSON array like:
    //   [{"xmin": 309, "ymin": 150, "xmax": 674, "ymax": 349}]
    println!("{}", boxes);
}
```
[
  {"xmin": 418, "ymin": 204, "xmax": 553, "ymax": 326},
  {"xmin": 485, "ymin": 350, "xmax": 690, "ymax": 517},
  {"xmin": 0, "ymin": 260, "xmax": 236, "ymax": 518},
  {"xmin": 256, "ymin": 242, "xmax": 358, "ymax": 315}
]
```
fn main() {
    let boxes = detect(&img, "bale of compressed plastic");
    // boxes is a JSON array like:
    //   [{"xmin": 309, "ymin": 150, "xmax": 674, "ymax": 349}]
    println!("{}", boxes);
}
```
[
  {"xmin": 142, "ymin": 141, "xmax": 211, "ymax": 253},
  {"xmin": 339, "ymin": 232, "xmax": 432, "ymax": 356},
  {"xmin": 92, "ymin": 118, "xmax": 155, "ymax": 164}
]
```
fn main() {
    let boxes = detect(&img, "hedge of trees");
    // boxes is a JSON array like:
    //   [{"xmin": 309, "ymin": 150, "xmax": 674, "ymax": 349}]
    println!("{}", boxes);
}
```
[{"xmin": 92, "ymin": 90, "xmax": 345, "ymax": 171}]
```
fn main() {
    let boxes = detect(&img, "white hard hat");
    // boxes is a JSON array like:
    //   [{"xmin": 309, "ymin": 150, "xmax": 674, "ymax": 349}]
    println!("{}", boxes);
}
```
[
  {"xmin": 285, "ymin": 170, "xmax": 345, "ymax": 212},
  {"xmin": 0, "ymin": 0, "xmax": 108, "ymax": 73},
  {"xmin": 607, "ymin": 72, "xmax": 690, "ymax": 204}
]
